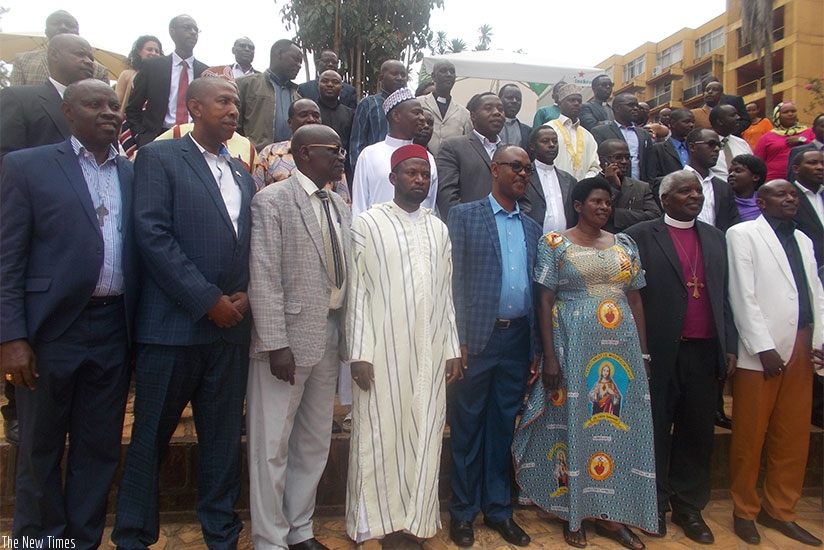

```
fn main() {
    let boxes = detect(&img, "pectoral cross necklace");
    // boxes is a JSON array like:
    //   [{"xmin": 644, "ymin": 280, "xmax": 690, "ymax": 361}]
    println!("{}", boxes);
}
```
[
  {"xmin": 89, "ymin": 156, "xmax": 114, "ymax": 227},
  {"xmin": 671, "ymin": 233, "xmax": 704, "ymax": 299}
]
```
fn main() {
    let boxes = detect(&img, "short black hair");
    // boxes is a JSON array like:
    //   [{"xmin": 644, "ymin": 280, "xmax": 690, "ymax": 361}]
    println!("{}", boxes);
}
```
[
  {"xmin": 709, "ymin": 104, "xmax": 736, "ymax": 125},
  {"xmin": 670, "ymin": 108, "xmax": 692, "ymax": 122},
  {"xmin": 813, "ymin": 113, "xmax": 824, "ymax": 127},
  {"xmin": 498, "ymin": 83, "xmax": 520, "ymax": 97},
  {"xmin": 686, "ymin": 127, "xmax": 711, "ymax": 146},
  {"xmin": 570, "ymin": 176, "xmax": 612, "ymax": 205},
  {"xmin": 466, "ymin": 91, "xmax": 498, "ymax": 112},
  {"xmin": 792, "ymin": 148, "xmax": 823, "ymax": 168},
  {"xmin": 271, "ymin": 39, "xmax": 298, "ymax": 59},
  {"xmin": 528, "ymin": 125, "xmax": 556, "ymax": 148},
  {"xmin": 592, "ymin": 75, "xmax": 611, "ymax": 87},
  {"xmin": 731, "ymin": 154, "xmax": 767, "ymax": 188}
]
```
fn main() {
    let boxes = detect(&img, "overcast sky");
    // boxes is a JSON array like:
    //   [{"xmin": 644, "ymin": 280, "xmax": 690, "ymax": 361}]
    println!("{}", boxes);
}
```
[{"xmin": 0, "ymin": 0, "xmax": 727, "ymax": 83}]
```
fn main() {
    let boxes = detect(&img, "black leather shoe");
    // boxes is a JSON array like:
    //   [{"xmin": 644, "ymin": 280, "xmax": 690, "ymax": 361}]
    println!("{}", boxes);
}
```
[
  {"xmin": 733, "ymin": 516, "xmax": 761, "ymax": 544},
  {"xmin": 4, "ymin": 419, "xmax": 19, "ymax": 446},
  {"xmin": 714, "ymin": 410, "xmax": 732, "ymax": 429},
  {"xmin": 449, "ymin": 519, "xmax": 474, "ymax": 547},
  {"xmin": 757, "ymin": 509, "xmax": 822, "ymax": 546},
  {"xmin": 671, "ymin": 510, "xmax": 714, "ymax": 544},
  {"xmin": 289, "ymin": 538, "xmax": 329, "ymax": 550},
  {"xmin": 648, "ymin": 512, "xmax": 666, "ymax": 538},
  {"xmin": 483, "ymin": 517, "xmax": 530, "ymax": 546}
]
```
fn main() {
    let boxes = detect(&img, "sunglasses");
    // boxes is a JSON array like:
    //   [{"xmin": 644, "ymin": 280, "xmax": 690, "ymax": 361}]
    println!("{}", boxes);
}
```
[
  {"xmin": 694, "ymin": 140, "xmax": 722, "ymax": 149},
  {"xmin": 306, "ymin": 144, "xmax": 347, "ymax": 157},
  {"xmin": 495, "ymin": 161, "xmax": 534, "ymax": 175}
]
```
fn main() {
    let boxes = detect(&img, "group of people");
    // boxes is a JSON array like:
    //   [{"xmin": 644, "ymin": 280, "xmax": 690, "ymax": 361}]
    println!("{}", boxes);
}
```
[{"xmin": 0, "ymin": 8, "xmax": 823, "ymax": 550}]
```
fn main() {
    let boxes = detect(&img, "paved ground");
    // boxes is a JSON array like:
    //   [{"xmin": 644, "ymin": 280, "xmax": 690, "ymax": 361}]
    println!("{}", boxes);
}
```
[{"xmin": 92, "ymin": 497, "xmax": 823, "ymax": 549}]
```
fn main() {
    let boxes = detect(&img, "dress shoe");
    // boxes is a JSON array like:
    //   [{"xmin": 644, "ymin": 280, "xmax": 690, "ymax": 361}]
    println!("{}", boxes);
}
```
[
  {"xmin": 4, "ymin": 419, "xmax": 19, "ymax": 446},
  {"xmin": 483, "ymin": 517, "xmax": 530, "ymax": 546},
  {"xmin": 289, "ymin": 538, "xmax": 330, "ymax": 550},
  {"xmin": 714, "ymin": 410, "xmax": 732, "ymax": 429},
  {"xmin": 757, "ymin": 509, "xmax": 822, "ymax": 546},
  {"xmin": 449, "ymin": 519, "xmax": 474, "ymax": 547},
  {"xmin": 671, "ymin": 509, "xmax": 714, "ymax": 544},
  {"xmin": 648, "ymin": 512, "xmax": 666, "ymax": 538},
  {"xmin": 733, "ymin": 516, "xmax": 761, "ymax": 544}
]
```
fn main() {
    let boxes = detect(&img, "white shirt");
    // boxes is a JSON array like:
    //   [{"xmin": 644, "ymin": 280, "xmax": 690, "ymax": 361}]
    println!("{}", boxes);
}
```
[
  {"xmin": 685, "ymin": 164, "xmax": 716, "ymax": 227},
  {"xmin": 189, "ymin": 134, "xmax": 241, "ymax": 235},
  {"xmin": 351, "ymin": 135, "xmax": 439, "ymax": 217},
  {"xmin": 164, "ymin": 51, "xmax": 195, "ymax": 128},
  {"xmin": 231, "ymin": 63, "xmax": 255, "ymax": 79},
  {"xmin": 710, "ymin": 134, "xmax": 753, "ymax": 181},
  {"xmin": 48, "ymin": 77, "xmax": 67, "ymax": 98},
  {"xmin": 472, "ymin": 129, "xmax": 501, "ymax": 159},
  {"xmin": 794, "ymin": 180, "xmax": 824, "ymax": 225},
  {"xmin": 535, "ymin": 159, "xmax": 566, "ymax": 234}
]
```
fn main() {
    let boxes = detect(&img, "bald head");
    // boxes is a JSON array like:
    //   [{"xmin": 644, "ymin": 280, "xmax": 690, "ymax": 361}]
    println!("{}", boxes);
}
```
[
  {"xmin": 757, "ymin": 179, "xmax": 799, "ymax": 220},
  {"xmin": 61, "ymin": 79, "xmax": 123, "ymax": 153},
  {"xmin": 379, "ymin": 60, "xmax": 407, "ymax": 94},
  {"xmin": 187, "ymin": 76, "xmax": 237, "ymax": 105},
  {"xmin": 291, "ymin": 125, "xmax": 344, "ymax": 187},
  {"xmin": 48, "ymin": 35, "xmax": 94, "ymax": 85}
]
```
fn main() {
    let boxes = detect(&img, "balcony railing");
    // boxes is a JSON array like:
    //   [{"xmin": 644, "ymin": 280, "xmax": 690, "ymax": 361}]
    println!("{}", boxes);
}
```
[
  {"xmin": 737, "ymin": 26, "xmax": 785, "ymax": 58},
  {"xmin": 682, "ymin": 84, "xmax": 703, "ymax": 102},
  {"xmin": 737, "ymin": 70, "xmax": 784, "ymax": 96},
  {"xmin": 646, "ymin": 91, "xmax": 672, "ymax": 109}
]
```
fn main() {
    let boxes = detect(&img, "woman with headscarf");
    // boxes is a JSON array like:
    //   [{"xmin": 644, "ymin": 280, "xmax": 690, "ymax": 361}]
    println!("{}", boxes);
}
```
[{"xmin": 753, "ymin": 102, "xmax": 815, "ymax": 181}]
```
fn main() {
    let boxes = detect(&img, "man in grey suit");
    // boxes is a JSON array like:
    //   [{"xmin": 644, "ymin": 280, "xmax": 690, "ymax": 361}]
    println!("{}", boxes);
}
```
[
  {"xmin": 596, "ymin": 139, "xmax": 661, "ymax": 232},
  {"xmin": 579, "ymin": 75, "xmax": 614, "ymax": 131},
  {"xmin": 518, "ymin": 125, "xmax": 577, "ymax": 233},
  {"xmin": 246, "ymin": 124, "xmax": 351, "ymax": 550},
  {"xmin": 436, "ymin": 92, "xmax": 505, "ymax": 218}
]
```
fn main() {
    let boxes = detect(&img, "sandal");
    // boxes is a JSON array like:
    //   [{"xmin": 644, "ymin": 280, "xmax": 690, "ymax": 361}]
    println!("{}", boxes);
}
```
[
  {"xmin": 594, "ymin": 522, "xmax": 644, "ymax": 550},
  {"xmin": 563, "ymin": 522, "xmax": 587, "ymax": 548}
]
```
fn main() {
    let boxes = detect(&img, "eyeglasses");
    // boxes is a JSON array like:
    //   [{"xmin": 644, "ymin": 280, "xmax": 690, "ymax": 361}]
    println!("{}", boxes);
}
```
[
  {"xmin": 606, "ymin": 154, "xmax": 631, "ymax": 161},
  {"xmin": 495, "ymin": 161, "xmax": 534, "ymax": 175},
  {"xmin": 306, "ymin": 144, "xmax": 347, "ymax": 157},
  {"xmin": 694, "ymin": 140, "xmax": 722, "ymax": 149}
]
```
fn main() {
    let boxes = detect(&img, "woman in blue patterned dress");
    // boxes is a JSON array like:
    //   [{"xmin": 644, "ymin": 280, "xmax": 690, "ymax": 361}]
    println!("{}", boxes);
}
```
[{"xmin": 513, "ymin": 177, "xmax": 657, "ymax": 549}]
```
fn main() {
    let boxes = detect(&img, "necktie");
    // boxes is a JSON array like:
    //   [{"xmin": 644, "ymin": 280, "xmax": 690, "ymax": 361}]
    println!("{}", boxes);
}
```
[
  {"xmin": 175, "ymin": 60, "xmax": 190, "ymax": 125},
  {"xmin": 721, "ymin": 136, "xmax": 733, "ymax": 171},
  {"xmin": 315, "ymin": 190, "xmax": 344, "ymax": 288}
]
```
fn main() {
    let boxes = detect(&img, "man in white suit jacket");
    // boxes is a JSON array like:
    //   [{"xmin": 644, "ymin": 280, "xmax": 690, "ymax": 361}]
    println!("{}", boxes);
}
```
[
  {"xmin": 247, "ymin": 125, "xmax": 352, "ymax": 550},
  {"xmin": 726, "ymin": 180, "xmax": 824, "ymax": 547}
]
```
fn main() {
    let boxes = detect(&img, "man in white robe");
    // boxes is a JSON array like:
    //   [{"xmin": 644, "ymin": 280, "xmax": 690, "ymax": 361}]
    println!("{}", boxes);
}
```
[{"xmin": 345, "ymin": 144, "xmax": 462, "ymax": 546}]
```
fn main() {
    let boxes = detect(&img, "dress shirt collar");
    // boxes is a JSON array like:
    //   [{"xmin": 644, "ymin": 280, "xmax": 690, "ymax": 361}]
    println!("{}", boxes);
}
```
[
  {"xmin": 488, "ymin": 193, "xmax": 520, "ymax": 216},
  {"xmin": 188, "ymin": 133, "xmax": 230, "ymax": 158},
  {"xmin": 231, "ymin": 62, "xmax": 255, "ymax": 76},
  {"xmin": 70, "ymin": 136, "xmax": 118, "ymax": 165},
  {"xmin": 669, "ymin": 136, "xmax": 687, "ymax": 148},
  {"xmin": 48, "ymin": 77, "xmax": 67, "ymax": 98},
  {"xmin": 764, "ymin": 214, "xmax": 797, "ymax": 236},
  {"xmin": 684, "ymin": 164, "xmax": 712, "ymax": 183},
  {"xmin": 615, "ymin": 120, "xmax": 636, "ymax": 130},
  {"xmin": 664, "ymin": 214, "xmax": 695, "ymax": 228},
  {"xmin": 294, "ymin": 167, "xmax": 324, "ymax": 197},
  {"xmin": 172, "ymin": 51, "xmax": 194, "ymax": 68},
  {"xmin": 473, "ymin": 129, "xmax": 501, "ymax": 148},
  {"xmin": 557, "ymin": 114, "xmax": 579, "ymax": 128},
  {"xmin": 535, "ymin": 159, "xmax": 555, "ymax": 172},
  {"xmin": 384, "ymin": 135, "xmax": 413, "ymax": 147},
  {"xmin": 794, "ymin": 179, "xmax": 824, "ymax": 198}
]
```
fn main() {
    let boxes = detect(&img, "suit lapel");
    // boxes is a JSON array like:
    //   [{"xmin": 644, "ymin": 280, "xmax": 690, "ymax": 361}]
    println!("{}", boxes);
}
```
[
  {"xmin": 229, "ymin": 157, "xmax": 254, "ymax": 242},
  {"xmin": 469, "ymin": 134, "xmax": 493, "ymax": 169},
  {"xmin": 38, "ymin": 84, "xmax": 70, "ymax": 139},
  {"xmin": 54, "ymin": 140, "xmax": 101, "ymax": 233},
  {"xmin": 481, "ymin": 200, "xmax": 502, "ymax": 266},
  {"xmin": 292, "ymin": 176, "xmax": 328, "ymax": 271},
  {"xmin": 651, "ymin": 218, "xmax": 686, "ymax": 285},
  {"xmin": 180, "ymin": 135, "xmax": 237, "ymax": 237},
  {"xmin": 159, "ymin": 55, "xmax": 173, "ymax": 100},
  {"xmin": 754, "ymin": 216, "xmax": 796, "ymax": 286},
  {"xmin": 663, "ymin": 140, "xmax": 680, "ymax": 164},
  {"xmin": 528, "ymin": 171, "xmax": 546, "ymax": 207}
]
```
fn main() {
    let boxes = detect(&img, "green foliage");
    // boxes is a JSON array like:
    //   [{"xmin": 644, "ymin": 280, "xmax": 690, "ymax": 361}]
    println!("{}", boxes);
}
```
[{"xmin": 281, "ymin": 0, "xmax": 443, "ymax": 96}]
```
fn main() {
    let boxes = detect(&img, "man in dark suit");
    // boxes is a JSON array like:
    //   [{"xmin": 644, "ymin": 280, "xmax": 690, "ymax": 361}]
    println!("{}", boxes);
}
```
[
  {"xmin": 596, "ymin": 139, "xmax": 660, "ymax": 232},
  {"xmin": 579, "ymin": 75, "xmax": 614, "ymax": 131},
  {"xmin": 591, "ymin": 93, "xmax": 654, "ymax": 183},
  {"xmin": 125, "ymin": 15, "xmax": 208, "ymax": 148},
  {"xmin": 447, "ymin": 145, "xmax": 541, "ymax": 548},
  {"xmin": 625, "ymin": 170, "xmax": 737, "ymax": 544},
  {"xmin": 0, "ymin": 80, "xmax": 138, "ymax": 548},
  {"xmin": 297, "ymin": 49, "xmax": 357, "ymax": 110},
  {"xmin": 498, "ymin": 84, "xmax": 531, "ymax": 152},
  {"xmin": 112, "ymin": 77, "xmax": 255, "ymax": 549},
  {"xmin": 436, "ymin": 92, "xmax": 504, "ymax": 218},
  {"xmin": 518, "ymin": 125, "xmax": 577, "ymax": 232},
  {"xmin": 684, "ymin": 128, "xmax": 741, "ymax": 232},
  {"xmin": 787, "ymin": 113, "xmax": 824, "ymax": 182},
  {"xmin": 0, "ymin": 34, "xmax": 95, "ymax": 158},
  {"xmin": 649, "ymin": 108, "xmax": 695, "ymax": 192}
]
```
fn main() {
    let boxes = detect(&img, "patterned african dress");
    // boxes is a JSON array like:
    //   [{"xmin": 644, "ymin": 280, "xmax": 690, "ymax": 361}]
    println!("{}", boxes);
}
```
[{"xmin": 512, "ymin": 231, "xmax": 658, "ymax": 533}]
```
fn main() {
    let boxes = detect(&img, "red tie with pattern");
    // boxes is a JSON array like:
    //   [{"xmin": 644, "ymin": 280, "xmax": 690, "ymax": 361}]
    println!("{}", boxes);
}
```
[{"xmin": 175, "ymin": 60, "xmax": 189, "ymax": 125}]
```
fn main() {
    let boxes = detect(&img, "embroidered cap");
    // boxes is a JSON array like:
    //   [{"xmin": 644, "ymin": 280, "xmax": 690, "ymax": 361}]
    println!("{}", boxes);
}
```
[
  {"xmin": 390, "ymin": 144, "xmax": 429, "ymax": 170},
  {"xmin": 383, "ymin": 87, "xmax": 415, "ymax": 115},
  {"xmin": 557, "ymin": 83, "xmax": 583, "ymax": 102}
]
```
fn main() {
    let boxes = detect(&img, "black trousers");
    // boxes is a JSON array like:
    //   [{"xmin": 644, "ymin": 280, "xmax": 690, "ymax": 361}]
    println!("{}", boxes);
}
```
[{"xmin": 650, "ymin": 338, "xmax": 719, "ymax": 513}]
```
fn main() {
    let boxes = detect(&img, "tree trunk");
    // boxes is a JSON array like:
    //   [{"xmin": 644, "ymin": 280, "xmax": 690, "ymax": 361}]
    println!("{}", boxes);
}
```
[{"xmin": 763, "ymin": 39, "xmax": 773, "ymax": 115}]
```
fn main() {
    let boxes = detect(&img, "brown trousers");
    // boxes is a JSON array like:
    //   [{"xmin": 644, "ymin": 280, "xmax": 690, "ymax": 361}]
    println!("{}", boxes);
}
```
[{"xmin": 730, "ymin": 327, "xmax": 813, "ymax": 521}]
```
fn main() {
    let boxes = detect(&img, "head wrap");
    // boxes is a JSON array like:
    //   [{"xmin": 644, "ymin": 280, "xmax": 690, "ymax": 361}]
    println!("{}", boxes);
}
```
[
  {"xmin": 557, "ymin": 83, "xmax": 583, "ymax": 102},
  {"xmin": 391, "ymin": 144, "xmax": 429, "ymax": 170},
  {"xmin": 771, "ymin": 102, "xmax": 807, "ymax": 135},
  {"xmin": 201, "ymin": 65, "xmax": 236, "ymax": 81},
  {"xmin": 383, "ymin": 87, "xmax": 415, "ymax": 115}
]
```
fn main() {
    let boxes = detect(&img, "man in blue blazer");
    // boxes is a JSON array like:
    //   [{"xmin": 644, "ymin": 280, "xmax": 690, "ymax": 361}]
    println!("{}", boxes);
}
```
[
  {"xmin": 0, "ymin": 80, "xmax": 139, "ymax": 549},
  {"xmin": 446, "ymin": 145, "xmax": 542, "ymax": 547},
  {"xmin": 112, "ymin": 77, "xmax": 255, "ymax": 549}
]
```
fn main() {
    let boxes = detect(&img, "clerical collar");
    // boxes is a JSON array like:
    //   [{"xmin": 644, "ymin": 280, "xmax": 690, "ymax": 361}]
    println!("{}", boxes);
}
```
[
  {"xmin": 435, "ymin": 94, "xmax": 450, "ymax": 104},
  {"xmin": 664, "ymin": 214, "xmax": 695, "ymax": 228},
  {"xmin": 535, "ymin": 159, "xmax": 555, "ymax": 171}
]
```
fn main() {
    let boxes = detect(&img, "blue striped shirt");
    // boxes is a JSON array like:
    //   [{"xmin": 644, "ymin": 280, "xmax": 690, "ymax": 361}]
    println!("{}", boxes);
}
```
[
  {"xmin": 489, "ymin": 194, "xmax": 530, "ymax": 318},
  {"xmin": 349, "ymin": 90, "xmax": 390, "ymax": 171},
  {"xmin": 71, "ymin": 136, "xmax": 124, "ymax": 296}
]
